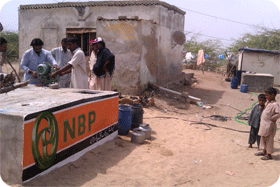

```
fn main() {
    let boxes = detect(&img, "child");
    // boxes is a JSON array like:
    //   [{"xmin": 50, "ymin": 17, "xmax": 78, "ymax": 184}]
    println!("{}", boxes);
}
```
[
  {"xmin": 248, "ymin": 94, "xmax": 266, "ymax": 148},
  {"xmin": 255, "ymin": 87, "xmax": 280, "ymax": 160}
]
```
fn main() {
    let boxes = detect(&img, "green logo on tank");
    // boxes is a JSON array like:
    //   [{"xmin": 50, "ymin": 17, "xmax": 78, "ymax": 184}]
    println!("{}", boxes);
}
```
[{"xmin": 31, "ymin": 111, "xmax": 58, "ymax": 169}]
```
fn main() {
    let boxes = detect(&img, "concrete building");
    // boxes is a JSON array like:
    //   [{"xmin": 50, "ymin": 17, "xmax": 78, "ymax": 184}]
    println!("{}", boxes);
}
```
[
  {"xmin": 237, "ymin": 47, "xmax": 280, "ymax": 86},
  {"xmin": 18, "ymin": 0, "xmax": 186, "ymax": 94}
]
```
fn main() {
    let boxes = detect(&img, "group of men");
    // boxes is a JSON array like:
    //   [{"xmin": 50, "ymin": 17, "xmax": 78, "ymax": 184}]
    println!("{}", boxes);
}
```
[{"xmin": 0, "ymin": 36, "xmax": 115, "ymax": 90}]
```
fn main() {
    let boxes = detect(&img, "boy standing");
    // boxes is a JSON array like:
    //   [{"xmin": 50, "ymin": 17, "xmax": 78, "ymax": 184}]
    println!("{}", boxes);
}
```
[
  {"xmin": 248, "ymin": 94, "xmax": 266, "ymax": 148},
  {"xmin": 255, "ymin": 87, "xmax": 280, "ymax": 160}
]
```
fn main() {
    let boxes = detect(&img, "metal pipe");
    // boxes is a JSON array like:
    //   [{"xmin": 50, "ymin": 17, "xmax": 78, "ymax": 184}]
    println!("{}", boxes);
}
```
[{"xmin": 152, "ymin": 84, "xmax": 201, "ymax": 101}]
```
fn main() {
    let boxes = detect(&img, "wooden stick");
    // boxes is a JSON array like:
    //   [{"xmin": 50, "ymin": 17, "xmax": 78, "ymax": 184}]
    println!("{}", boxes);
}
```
[
  {"xmin": 2, "ymin": 55, "xmax": 21, "ymax": 83},
  {"xmin": 0, "ymin": 80, "xmax": 30, "ymax": 94}
]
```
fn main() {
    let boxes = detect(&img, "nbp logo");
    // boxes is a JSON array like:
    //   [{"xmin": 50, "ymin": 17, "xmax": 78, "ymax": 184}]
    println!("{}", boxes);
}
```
[{"xmin": 31, "ymin": 111, "xmax": 58, "ymax": 169}]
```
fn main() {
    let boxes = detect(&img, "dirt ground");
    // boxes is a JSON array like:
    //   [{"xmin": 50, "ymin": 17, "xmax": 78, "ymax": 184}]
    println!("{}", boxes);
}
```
[{"xmin": 4, "ymin": 63, "xmax": 280, "ymax": 186}]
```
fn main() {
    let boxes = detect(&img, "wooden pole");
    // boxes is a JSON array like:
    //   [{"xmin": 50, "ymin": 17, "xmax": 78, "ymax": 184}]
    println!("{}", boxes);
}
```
[
  {"xmin": 0, "ymin": 80, "xmax": 30, "ymax": 94},
  {"xmin": 3, "ymin": 55, "xmax": 21, "ymax": 83}
]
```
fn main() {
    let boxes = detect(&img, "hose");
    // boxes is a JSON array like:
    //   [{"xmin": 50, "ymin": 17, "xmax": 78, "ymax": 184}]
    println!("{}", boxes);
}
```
[
  {"xmin": 234, "ymin": 92, "xmax": 258, "ymax": 125},
  {"xmin": 190, "ymin": 122, "xmax": 250, "ymax": 133}
]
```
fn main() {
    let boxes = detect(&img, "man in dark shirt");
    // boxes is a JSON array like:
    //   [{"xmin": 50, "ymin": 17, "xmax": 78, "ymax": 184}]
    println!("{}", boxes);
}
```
[{"xmin": 90, "ymin": 37, "xmax": 115, "ymax": 91}]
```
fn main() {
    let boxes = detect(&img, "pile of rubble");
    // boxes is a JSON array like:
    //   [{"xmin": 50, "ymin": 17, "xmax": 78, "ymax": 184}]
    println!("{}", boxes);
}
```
[
  {"xmin": 119, "ymin": 93, "xmax": 155, "ymax": 107},
  {"xmin": 180, "ymin": 72, "xmax": 198, "ymax": 86},
  {"xmin": 118, "ymin": 80, "xmax": 202, "ymax": 108}
]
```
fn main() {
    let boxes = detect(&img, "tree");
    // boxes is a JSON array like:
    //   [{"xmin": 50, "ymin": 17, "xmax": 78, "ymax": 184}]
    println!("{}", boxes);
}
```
[
  {"xmin": 0, "ymin": 31, "xmax": 19, "ymax": 61},
  {"xmin": 230, "ymin": 28, "xmax": 280, "ymax": 52},
  {"xmin": 183, "ymin": 35, "xmax": 226, "ymax": 72}
]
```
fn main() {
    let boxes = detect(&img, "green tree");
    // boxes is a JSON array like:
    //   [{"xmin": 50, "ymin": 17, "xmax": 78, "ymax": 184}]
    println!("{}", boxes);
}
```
[
  {"xmin": 230, "ymin": 28, "xmax": 280, "ymax": 52},
  {"xmin": 0, "ymin": 31, "xmax": 19, "ymax": 61},
  {"xmin": 184, "ymin": 36, "xmax": 226, "ymax": 71}
]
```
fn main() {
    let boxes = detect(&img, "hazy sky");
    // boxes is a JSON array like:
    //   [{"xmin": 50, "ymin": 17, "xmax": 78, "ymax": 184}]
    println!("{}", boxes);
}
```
[{"xmin": 0, "ymin": 0, "xmax": 280, "ymax": 47}]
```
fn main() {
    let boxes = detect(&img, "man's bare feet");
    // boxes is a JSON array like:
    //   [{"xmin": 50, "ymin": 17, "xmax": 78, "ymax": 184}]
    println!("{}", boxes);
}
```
[{"xmin": 248, "ymin": 144, "xmax": 253, "ymax": 148}]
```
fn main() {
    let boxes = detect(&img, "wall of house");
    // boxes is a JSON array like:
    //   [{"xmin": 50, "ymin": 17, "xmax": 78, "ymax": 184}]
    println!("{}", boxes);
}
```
[
  {"xmin": 96, "ymin": 19, "xmax": 143, "ymax": 94},
  {"xmin": 157, "ymin": 6, "xmax": 185, "ymax": 85},
  {"xmin": 97, "ymin": 17, "xmax": 185, "ymax": 95},
  {"xmin": 239, "ymin": 52, "xmax": 280, "ymax": 85},
  {"xmin": 18, "ymin": 1, "xmax": 185, "ymax": 94},
  {"xmin": 18, "ymin": 4, "xmax": 161, "ymax": 58},
  {"xmin": 139, "ymin": 20, "xmax": 158, "ymax": 90}
]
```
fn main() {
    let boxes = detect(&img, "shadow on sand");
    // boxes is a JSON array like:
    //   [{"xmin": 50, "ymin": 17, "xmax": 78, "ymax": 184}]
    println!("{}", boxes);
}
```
[{"xmin": 23, "ymin": 134, "xmax": 154, "ymax": 186}]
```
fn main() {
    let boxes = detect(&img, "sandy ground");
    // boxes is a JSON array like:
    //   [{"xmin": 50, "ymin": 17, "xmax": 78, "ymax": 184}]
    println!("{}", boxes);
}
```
[{"xmin": 4, "ymin": 63, "xmax": 280, "ymax": 186}]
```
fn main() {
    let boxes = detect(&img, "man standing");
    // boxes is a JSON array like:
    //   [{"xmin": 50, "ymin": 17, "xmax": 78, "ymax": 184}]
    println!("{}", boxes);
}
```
[
  {"xmin": 51, "ymin": 38, "xmax": 72, "ymax": 88},
  {"xmin": 50, "ymin": 37, "xmax": 88, "ymax": 89},
  {"xmin": 91, "ymin": 37, "xmax": 115, "ymax": 91},
  {"xmin": 0, "ymin": 37, "xmax": 8, "ymax": 73},
  {"xmin": 20, "ymin": 38, "xmax": 59, "ymax": 85},
  {"xmin": 88, "ymin": 40, "xmax": 98, "ymax": 90}
]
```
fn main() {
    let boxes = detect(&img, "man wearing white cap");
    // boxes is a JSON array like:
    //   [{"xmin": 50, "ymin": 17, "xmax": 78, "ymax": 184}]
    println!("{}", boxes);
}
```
[{"xmin": 90, "ymin": 37, "xmax": 115, "ymax": 91}]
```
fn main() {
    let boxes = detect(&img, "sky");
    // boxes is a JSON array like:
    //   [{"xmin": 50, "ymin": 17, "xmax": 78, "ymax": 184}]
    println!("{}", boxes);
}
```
[{"xmin": 0, "ymin": 0, "xmax": 280, "ymax": 48}]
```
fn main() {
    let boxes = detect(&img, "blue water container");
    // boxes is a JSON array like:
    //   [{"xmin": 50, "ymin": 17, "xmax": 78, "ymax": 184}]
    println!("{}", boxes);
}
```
[
  {"xmin": 240, "ymin": 84, "xmax": 248, "ymax": 93},
  {"xmin": 230, "ymin": 77, "xmax": 238, "ymax": 89},
  {"xmin": 118, "ymin": 105, "xmax": 132, "ymax": 135}
]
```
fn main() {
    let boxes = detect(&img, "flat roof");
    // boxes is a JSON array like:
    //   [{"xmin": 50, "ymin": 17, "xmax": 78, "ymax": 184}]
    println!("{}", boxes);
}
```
[
  {"xmin": 239, "ymin": 47, "xmax": 280, "ymax": 55},
  {"xmin": 19, "ymin": 0, "xmax": 186, "ymax": 15},
  {"xmin": 0, "ymin": 85, "xmax": 118, "ymax": 117}
]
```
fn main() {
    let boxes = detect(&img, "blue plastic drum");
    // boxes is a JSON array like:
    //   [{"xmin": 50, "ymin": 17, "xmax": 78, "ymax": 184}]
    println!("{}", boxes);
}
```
[
  {"xmin": 118, "ymin": 105, "xmax": 132, "ymax": 135},
  {"xmin": 230, "ymin": 77, "xmax": 238, "ymax": 89},
  {"xmin": 240, "ymin": 84, "xmax": 248, "ymax": 93}
]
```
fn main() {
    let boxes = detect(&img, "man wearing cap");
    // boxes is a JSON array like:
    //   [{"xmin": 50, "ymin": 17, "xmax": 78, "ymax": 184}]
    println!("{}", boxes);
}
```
[
  {"xmin": 90, "ymin": 37, "xmax": 115, "ymax": 91},
  {"xmin": 50, "ymin": 37, "xmax": 88, "ymax": 89},
  {"xmin": 20, "ymin": 38, "xmax": 59, "ymax": 84},
  {"xmin": 51, "ymin": 38, "xmax": 72, "ymax": 88}
]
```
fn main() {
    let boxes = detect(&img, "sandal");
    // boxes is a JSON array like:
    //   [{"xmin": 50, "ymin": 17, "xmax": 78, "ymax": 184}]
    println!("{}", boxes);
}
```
[
  {"xmin": 261, "ymin": 155, "xmax": 273, "ymax": 160},
  {"xmin": 255, "ymin": 152, "xmax": 265, "ymax": 156}
]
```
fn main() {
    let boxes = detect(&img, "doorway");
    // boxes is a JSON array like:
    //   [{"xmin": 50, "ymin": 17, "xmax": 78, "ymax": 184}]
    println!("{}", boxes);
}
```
[{"xmin": 66, "ymin": 28, "xmax": 96, "ymax": 56}]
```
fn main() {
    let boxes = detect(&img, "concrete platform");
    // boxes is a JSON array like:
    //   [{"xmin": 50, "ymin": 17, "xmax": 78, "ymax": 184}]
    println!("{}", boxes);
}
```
[
  {"xmin": 241, "ymin": 73, "xmax": 274, "ymax": 92},
  {"xmin": 0, "ymin": 85, "xmax": 119, "ymax": 184}
]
